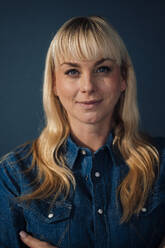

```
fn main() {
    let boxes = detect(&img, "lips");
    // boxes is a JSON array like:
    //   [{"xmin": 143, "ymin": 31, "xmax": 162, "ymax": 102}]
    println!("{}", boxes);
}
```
[
  {"xmin": 77, "ymin": 100, "xmax": 102, "ymax": 104},
  {"xmin": 76, "ymin": 99, "xmax": 102, "ymax": 109}
]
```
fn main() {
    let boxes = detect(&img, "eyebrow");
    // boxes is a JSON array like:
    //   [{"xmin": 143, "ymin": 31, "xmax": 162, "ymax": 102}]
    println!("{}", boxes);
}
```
[{"xmin": 60, "ymin": 58, "xmax": 115, "ymax": 67}]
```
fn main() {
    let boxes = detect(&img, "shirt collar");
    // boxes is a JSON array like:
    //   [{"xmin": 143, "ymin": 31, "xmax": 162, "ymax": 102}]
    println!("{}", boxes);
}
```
[
  {"xmin": 65, "ymin": 131, "xmax": 114, "ymax": 169},
  {"xmin": 64, "ymin": 135, "xmax": 80, "ymax": 169}
]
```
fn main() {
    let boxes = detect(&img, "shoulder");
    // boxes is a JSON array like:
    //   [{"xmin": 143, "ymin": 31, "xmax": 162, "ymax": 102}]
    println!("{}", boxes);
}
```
[
  {"xmin": 0, "ymin": 141, "xmax": 33, "ymax": 168},
  {"xmin": 0, "ymin": 141, "xmax": 34, "ymax": 196}
]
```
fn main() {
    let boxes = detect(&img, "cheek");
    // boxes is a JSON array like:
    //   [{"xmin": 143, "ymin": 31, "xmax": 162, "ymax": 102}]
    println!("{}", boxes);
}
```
[
  {"xmin": 107, "ymin": 68, "xmax": 126, "ymax": 94},
  {"xmin": 103, "ymin": 80, "xmax": 122, "ymax": 99},
  {"xmin": 55, "ymin": 84, "xmax": 77, "ymax": 111},
  {"xmin": 55, "ymin": 82, "xmax": 72, "ymax": 98}
]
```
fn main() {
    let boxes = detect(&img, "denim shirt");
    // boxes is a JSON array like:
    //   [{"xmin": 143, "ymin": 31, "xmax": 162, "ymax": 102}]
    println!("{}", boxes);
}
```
[{"xmin": 0, "ymin": 134, "xmax": 165, "ymax": 248}]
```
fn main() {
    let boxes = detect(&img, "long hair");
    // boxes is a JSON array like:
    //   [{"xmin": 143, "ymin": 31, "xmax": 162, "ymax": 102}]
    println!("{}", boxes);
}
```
[{"xmin": 21, "ymin": 16, "xmax": 159, "ymax": 222}]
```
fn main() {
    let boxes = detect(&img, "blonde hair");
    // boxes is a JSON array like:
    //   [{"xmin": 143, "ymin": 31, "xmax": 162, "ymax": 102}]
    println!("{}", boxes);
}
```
[{"xmin": 21, "ymin": 16, "xmax": 159, "ymax": 222}]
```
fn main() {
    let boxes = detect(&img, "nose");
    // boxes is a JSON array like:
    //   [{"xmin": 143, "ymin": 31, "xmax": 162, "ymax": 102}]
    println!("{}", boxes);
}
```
[{"xmin": 79, "ymin": 72, "xmax": 96, "ymax": 93}]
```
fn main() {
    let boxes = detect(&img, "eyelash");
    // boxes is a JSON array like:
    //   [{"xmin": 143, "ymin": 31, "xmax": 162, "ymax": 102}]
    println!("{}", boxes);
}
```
[{"xmin": 64, "ymin": 66, "xmax": 112, "ymax": 76}]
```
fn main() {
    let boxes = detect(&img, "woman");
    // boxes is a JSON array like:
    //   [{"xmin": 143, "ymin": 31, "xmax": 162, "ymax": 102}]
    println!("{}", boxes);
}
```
[{"xmin": 0, "ymin": 16, "xmax": 165, "ymax": 248}]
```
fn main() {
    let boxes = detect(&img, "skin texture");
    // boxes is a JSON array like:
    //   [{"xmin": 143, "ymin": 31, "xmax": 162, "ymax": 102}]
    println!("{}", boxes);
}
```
[
  {"xmin": 54, "ymin": 57, "xmax": 126, "ymax": 151},
  {"xmin": 54, "ymin": 57, "xmax": 125, "ymax": 126}
]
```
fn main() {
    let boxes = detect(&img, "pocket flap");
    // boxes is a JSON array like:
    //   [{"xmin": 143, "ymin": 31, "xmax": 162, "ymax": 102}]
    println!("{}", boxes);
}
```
[
  {"xmin": 17, "ymin": 200, "xmax": 72, "ymax": 224},
  {"xmin": 138, "ymin": 190, "xmax": 164, "ymax": 217},
  {"xmin": 46, "ymin": 201, "xmax": 72, "ymax": 223}
]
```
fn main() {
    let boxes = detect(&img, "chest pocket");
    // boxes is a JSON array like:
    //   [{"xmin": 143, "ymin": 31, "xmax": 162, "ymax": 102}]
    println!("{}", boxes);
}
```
[
  {"xmin": 130, "ymin": 188, "xmax": 165, "ymax": 248},
  {"xmin": 17, "ymin": 200, "xmax": 72, "ymax": 248}
]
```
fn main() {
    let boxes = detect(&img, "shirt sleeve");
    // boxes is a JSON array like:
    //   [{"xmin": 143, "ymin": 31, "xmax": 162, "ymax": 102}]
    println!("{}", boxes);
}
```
[{"xmin": 0, "ymin": 154, "xmax": 28, "ymax": 248}]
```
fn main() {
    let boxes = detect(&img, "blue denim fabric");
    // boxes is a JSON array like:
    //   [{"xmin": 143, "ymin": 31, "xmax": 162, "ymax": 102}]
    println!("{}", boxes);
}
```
[{"xmin": 0, "ymin": 134, "xmax": 165, "ymax": 248}]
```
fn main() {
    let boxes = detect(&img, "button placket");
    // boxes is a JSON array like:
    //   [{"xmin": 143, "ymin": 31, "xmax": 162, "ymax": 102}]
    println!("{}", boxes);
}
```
[{"xmin": 92, "ymin": 149, "xmax": 109, "ymax": 247}]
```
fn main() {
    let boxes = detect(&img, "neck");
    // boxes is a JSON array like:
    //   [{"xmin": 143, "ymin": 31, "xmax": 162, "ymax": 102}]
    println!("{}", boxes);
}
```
[{"xmin": 69, "ymin": 122, "xmax": 112, "ymax": 152}]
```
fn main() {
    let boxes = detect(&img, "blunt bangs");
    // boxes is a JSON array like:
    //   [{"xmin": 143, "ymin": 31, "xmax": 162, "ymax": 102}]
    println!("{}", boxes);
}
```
[{"xmin": 51, "ymin": 17, "xmax": 123, "ymax": 67}]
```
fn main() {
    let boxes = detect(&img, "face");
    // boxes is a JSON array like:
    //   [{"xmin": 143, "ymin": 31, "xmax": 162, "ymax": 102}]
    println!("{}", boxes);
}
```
[{"xmin": 53, "ymin": 57, "xmax": 126, "ymax": 129}]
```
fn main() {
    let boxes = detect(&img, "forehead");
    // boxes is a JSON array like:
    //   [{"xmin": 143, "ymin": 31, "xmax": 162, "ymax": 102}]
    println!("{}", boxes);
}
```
[{"xmin": 56, "ymin": 57, "xmax": 116, "ymax": 70}]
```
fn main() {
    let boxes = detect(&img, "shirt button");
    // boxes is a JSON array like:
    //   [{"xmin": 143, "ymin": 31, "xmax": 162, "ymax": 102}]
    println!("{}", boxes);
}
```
[
  {"xmin": 48, "ymin": 213, "xmax": 54, "ymax": 218},
  {"xmin": 95, "ymin": 172, "xmax": 100, "ymax": 177},
  {"xmin": 81, "ymin": 150, "xmax": 86, "ymax": 155},
  {"xmin": 141, "ymin": 207, "xmax": 147, "ymax": 212},
  {"xmin": 97, "ymin": 208, "xmax": 103, "ymax": 215}
]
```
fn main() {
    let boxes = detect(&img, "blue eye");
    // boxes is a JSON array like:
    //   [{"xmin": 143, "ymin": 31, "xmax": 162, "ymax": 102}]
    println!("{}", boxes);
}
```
[
  {"xmin": 97, "ymin": 66, "xmax": 111, "ymax": 73},
  {"xmin": 65, "ymin": 69, "xmax": 79, "ymax": 76}
]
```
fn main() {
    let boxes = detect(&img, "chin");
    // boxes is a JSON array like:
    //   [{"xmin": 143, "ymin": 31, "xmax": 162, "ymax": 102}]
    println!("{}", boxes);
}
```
[{"xmin": 79, "ymin": 117, "xmax": 103, "ymax": 125}]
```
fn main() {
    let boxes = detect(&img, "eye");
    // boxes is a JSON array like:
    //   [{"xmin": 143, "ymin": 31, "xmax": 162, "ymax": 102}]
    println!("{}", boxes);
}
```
[
  {"xmin": 96, "ymin": 66, "xmax": 112, "ymax": 73},
  {"xmin": 65, "ymin": 69, "xmax": 79, "ymax": 76}
]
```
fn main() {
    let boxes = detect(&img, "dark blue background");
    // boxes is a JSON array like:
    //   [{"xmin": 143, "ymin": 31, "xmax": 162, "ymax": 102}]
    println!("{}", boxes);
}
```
[{"xmin": 0, "ymin": 0, "xmax": 164, "ymax": 156}]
